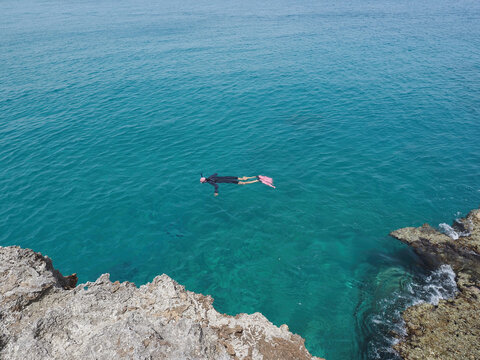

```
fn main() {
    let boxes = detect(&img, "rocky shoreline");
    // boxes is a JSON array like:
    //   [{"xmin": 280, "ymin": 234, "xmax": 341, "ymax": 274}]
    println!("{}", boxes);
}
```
[
  {"xmin": 390, "ymin": 208, "xmax": 480, "ymax": 360},
  {"xmin": 0, "ymin": 246, "xmax": 322, "ymax": 360},
  {"xmin": 3, "ymin": 209, "xmax": 479, "ymax": 360}
]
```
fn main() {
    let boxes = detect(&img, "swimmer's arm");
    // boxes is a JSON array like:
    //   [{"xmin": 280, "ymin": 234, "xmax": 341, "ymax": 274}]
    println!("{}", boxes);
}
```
[{"xmin": 209, "ymin": 182, "xmax": 219, "ymax": 196}]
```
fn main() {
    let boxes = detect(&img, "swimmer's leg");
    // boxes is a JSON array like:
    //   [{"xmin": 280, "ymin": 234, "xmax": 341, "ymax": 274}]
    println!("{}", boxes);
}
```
[
  {"xmin": 238, "ymin": 180, "xmax": 259, "ymax": 185},
  {"xmin": 238, "ymin": 176, "xmax": 258, "ymax": 181}
]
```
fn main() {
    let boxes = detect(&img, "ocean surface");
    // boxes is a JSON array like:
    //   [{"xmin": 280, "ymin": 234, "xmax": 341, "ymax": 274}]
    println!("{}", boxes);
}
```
[{"xmin": 1, "ymin": 0, "xmax": 480, "ymax": 358}]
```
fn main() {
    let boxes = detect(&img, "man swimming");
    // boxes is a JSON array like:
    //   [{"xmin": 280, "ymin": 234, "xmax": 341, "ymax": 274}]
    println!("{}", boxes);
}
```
[{"xmin": 200, "ymin": 173, "xmax": 260, "ymax": 196}]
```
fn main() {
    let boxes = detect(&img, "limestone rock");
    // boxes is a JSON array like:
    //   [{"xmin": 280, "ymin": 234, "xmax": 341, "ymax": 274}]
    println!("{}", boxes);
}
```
[
  {"xmin": 390, "ymin": 208, "xmax": 480, "ymax": 360},
  {"xmin": 0, "ymin": 246, "xmax": 323, "ymax": 360},
  {"xmin": 390, "ymin": 209, "xmax": 480, "ymax": 277}
]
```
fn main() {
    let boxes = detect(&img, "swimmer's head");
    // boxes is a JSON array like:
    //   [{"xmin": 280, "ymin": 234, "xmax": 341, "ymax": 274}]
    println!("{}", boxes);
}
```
[{"xmin": 200, "ymin": 177, "xmax": 207, "ymax": 183}]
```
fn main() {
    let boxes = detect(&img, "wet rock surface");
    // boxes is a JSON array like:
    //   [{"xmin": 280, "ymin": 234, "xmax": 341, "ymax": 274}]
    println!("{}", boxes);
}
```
[
  {"xmin": 390, "ymin": 208, "xmax": 480, "ymax": 360},
  {"xmin": 0, "ymin": 246, "xmax": 322, "ymax": 360}
]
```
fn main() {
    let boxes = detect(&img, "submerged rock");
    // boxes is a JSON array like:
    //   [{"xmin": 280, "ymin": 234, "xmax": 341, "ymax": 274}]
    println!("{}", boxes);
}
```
[
  {"xmin": 390, "ymin": 208, "xmax": 480, "ymax": 360},
  {"xmin": 0, "ymin": 246, "xmax": 322, "ymax": 360}
]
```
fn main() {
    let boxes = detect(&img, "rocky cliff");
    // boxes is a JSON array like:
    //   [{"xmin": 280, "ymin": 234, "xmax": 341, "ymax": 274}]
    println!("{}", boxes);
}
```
[
  {"xmin": 390, "ymin": 208, "xmax": 480, "ymax": 360},
  {"xmin": 0, "ymin": 246, "xmax": 322, "ymax": 360}
]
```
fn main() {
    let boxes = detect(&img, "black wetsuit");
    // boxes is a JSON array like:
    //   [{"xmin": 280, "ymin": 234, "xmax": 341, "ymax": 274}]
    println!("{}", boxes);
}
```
[{"xmin": 205, "ymin": 173, "xmax": 239, "ymax": 194}]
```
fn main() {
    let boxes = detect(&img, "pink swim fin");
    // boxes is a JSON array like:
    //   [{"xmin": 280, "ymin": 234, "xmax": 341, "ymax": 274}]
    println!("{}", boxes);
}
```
[{"xmin": 258, "ymin": 175, "xmax": 276, "ymax": 188}]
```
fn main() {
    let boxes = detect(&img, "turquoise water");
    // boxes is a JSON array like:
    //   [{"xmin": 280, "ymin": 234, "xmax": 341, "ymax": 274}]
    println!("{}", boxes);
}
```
[{"xmin": 1, "ymin": 0, "xmax": 480, "ymax": 358}]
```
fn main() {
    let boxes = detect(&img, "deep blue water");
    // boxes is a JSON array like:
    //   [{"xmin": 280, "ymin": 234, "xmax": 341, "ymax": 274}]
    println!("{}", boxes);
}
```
[{"xmin": 1, "ymin": 0, "xmax": 480, "ymax": 358}]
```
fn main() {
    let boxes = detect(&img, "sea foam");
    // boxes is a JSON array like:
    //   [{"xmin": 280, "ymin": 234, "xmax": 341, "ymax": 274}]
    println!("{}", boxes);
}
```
[{"xmin": 439, "ymin": 222, "xmax": 471, "ymax": 240}]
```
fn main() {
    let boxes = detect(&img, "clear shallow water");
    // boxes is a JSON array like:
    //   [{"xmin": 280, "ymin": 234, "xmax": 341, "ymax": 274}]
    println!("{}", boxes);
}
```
[{"xmin": 1, "ymin": 0, "xmax": 480, "ymax": 358}]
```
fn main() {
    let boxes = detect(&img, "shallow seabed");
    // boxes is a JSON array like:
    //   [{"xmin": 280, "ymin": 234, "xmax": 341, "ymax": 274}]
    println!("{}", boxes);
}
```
[{"xmin": 1, "ymin": 0, "xmax": 480, "ymax": 358}]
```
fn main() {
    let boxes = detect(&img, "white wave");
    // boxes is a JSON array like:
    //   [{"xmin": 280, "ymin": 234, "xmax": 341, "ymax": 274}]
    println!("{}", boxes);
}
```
[
  {"xmin": 439, "ymin": 223, "xmax": 459, "ymax": 240},
  {"xmin": 439, "ymin": 220, "xmax": 472, "ymax": 240},
  {"xmin": 412, "ymin": 264, "xmax": 457, "ymax": 306}
]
